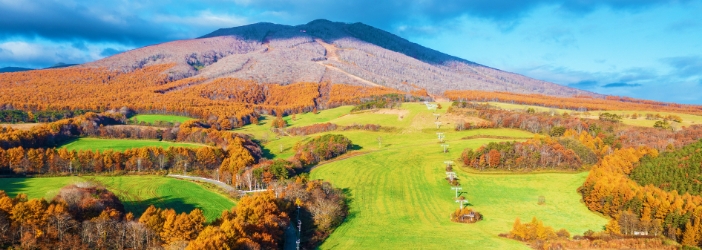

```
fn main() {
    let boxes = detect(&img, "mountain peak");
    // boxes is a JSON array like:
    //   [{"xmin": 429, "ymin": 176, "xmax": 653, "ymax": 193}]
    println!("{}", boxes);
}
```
[{"xmin": 87, "ymin": 19, "xmax": 595, "ymax": 97}]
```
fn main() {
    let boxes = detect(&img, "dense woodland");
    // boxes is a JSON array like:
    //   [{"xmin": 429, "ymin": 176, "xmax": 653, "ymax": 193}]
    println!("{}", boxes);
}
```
[
  {"xmin": 503, "ymin": 217, "xmax": 674, "ymax": 250},
  {"xmin": 460, "ymin": 135, "xmax": 597, "ymax": 172},
  {"xmin": 630, "ymin": 140, "xmax": 702, "ymax": 196},
  {"xmin": 0, "ymin": 110, "xmax": 94, "ymax": 123}
]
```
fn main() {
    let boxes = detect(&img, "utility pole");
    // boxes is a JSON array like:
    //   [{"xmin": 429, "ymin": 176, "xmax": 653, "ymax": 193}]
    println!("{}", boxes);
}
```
[
  {"xmin": 296, "ymin": 198, "xmax": 302, "ymax": 250},
  {"xmin": 183, "ymin": 162, "xmax": 188, "ymax": 176},
  {"xmin": 279, "ymin": 144, "xmax": 283, "ymax": 153},
  {"xmin": 441, "ymin": 143, "xmax": 449, "ymax": 153},
  {"xmin": 451, "ymin": 186, "xmax": 463, "ymax": 198},
  {"xmin": 377, "ymin": 136, "xmax": 382, "ymax": 148},
  {"xmin": 137, "ymin": 158, "xmax": 142, "ymax": 172}
]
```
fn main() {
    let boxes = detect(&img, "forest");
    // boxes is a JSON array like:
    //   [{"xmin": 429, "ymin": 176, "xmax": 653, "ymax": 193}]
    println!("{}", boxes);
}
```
[
  {"xmin": 460, "ymin": 135, "xmax": 596, "ymax": 172},
  {"xmin": 0, "ymin": 176, "xmax": 346, "ymax": 249},
  {"xmin": 447, "ymin": 100, "xmax": 702, "ymax": 248},
  {"xmin": 630, "ymin": 140, "xmax": 702, "ymax": 196},
  {"xmin": 0, "ymin": 65, "xmax": 425, "ymax": 130}
]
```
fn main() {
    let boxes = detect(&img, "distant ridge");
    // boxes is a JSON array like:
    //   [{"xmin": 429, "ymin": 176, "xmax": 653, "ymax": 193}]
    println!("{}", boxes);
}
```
[
  {"xmin": 85, "ymin": 19, "xmax": 596, "ymax": 97},
  {"xmin": 46, "ymin": 62, "xmax": 78, "ymax": 69},
  {"xmin": 0, "ymin": 67, "xmax": 33, "ymax": 73}
]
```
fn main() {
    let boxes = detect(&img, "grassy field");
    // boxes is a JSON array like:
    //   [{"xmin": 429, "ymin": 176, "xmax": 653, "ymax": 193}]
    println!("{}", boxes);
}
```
[
  {"xmin": 231, "ymin": 102, "xmax": 607, "ymax": 249},
  {"xmin": 486, "ymin": 101, "xmax": 702, "ymax": 128},
  {"xmin": 310, "ymin": 136, "xmax": 606, "ymax": 249},
  {"xmin": 130, "ymin": 114, "xmax": 194, "ymax": 124},
  {"xmin": 59, "ymin": 138, "xmax": 204, "ymax": 151},
  {"xmin": 0, "ymin": 176, "xmax": 234, "ymax": 222}
]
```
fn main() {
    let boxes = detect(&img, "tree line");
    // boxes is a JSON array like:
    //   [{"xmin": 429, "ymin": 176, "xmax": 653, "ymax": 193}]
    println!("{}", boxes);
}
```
[
  {"xmin": 576, "ymin": 146, "xmax": 702, "ymax": 247},
  {"xmin": 452, "ymin": 105, "xmax": 702, "ymax": 152},
  {"xmin": 445, "ymin": 90, "xmax": 702, "ymax": 116},
  {"xmin": 0, "ymin": 65, "xmax": 426, "ymax": 130},
  {"xmin": 460, "ymin": 135, "xmax": 597, "ymax": 172},
  {"xmin": 630, "ymin": 140, "xmax": 702, "ymax": 196},
  {"xmin": 502, "ymin": 217, "xmax": 674, "ymax": 250},
  {"xmin": 0, "ymin": 176, "xmax": 347, "ymax": 249}
]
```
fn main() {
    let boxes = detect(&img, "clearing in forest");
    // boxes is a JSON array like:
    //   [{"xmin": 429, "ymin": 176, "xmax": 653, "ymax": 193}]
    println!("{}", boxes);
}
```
[
  {"xmin": 0, "ymin": 176, "xmax": 235, "ymax": 222},
  {"xmin": 130, "ymin": 114, "xmax": 195, "ymax": 124},
  {"xmin": 486, "ymin": 101, "xmax": 702, "ymax": 128},
  {"xmin": 58, "ymin": 138, "xmax": 204, "ymax": 151},
  {"xmin": 235, "ymin": 102, "xmax": 607, "ymax": 249}
]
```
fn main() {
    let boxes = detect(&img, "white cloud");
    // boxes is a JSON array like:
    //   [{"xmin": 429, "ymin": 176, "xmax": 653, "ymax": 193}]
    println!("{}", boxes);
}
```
[
  {"xmin": 0, "ymin": 40, "xmax": 132, "ymax": 68},
  {"xmin": 154, "ymin": 11, "xmax": 248, "ymax": 29}
]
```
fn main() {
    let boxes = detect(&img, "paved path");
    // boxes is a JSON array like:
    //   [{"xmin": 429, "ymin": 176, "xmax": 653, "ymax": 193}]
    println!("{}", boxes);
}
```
[{"xmin": 167, "ymin": 174, "xmax": 238, "ymax": 193}]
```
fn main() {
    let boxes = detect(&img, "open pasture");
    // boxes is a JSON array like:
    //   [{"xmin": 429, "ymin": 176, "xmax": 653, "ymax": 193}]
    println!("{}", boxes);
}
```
[
  {"xmin": 486, "ymin": 101, "xmax": 702, "ymax": 128},
  {"xmin": 59, "ymin": 138, "xmax": 204, "ymax": 151},
  {"xmin": 0, "ymin": 176, "xmax": 234, "ymax": 222},
  {"xmin": 130, "ymin": 114, "xmax": 195, "ymax": 124},
  {"xmin": 0, "ymin": 123, "xmax": 41, "ymax": 130},
  {"xmin": 310, "ymin": 136, "xmax": 607, "ymax": 249},
  {"xmin": 231, "ymin": 102, "xmax": 607, "ymax": 249}
]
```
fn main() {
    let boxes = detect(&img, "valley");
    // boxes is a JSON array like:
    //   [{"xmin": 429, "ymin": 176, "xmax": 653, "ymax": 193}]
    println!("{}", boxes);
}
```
[{"xmin": 0, "ymin": 16, "xmax": 701, "ymax": 250}]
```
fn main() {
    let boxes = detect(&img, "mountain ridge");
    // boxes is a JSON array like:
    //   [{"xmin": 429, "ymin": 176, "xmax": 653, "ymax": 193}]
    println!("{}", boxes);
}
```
[{"xmin": 84, "ymin": 19, "xmax": 596, "ymax": 97}]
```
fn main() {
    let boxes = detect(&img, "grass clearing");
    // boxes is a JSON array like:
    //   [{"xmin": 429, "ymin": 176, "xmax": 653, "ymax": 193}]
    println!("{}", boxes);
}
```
[
  {"xmin": 59, "ymin": 138, "xmax": 204, "ymax": 151},
  {"xmin": 486, "ymin": 102, "xmax": 702, "ymax": 128},
  {"xmin": 310, "ymin": 137, "xmax": 606, "ymax": 249},
  {"xmin": 130, "ymin": 114, "xmax": 194, "ymax": 124},
  {"xmin": 233, "ymin": 102, "xmax": 605, "ymax": 249},
  {"xmin": 0, "ymin": 176, "xmax": 234, "ymax": 222},
  {"xmin": 0, "ymin": 123, "xmax": 41, "ymax": 130}
]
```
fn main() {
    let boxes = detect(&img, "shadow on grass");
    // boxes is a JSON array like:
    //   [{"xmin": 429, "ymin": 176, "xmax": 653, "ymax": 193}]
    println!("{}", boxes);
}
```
[
  {"xmin": 350, "ymin": 144, "xmax": 363, "ymax": 151},
  {"xmin": 122, "ymin": 195, "xmax": 200, "ymax": 218},
  {"xmin": 54, "ymin": 137, "xmax": 79, "ymax": 148},
  {"xmin": 260, "ymin": 141, "xmax": 276, "ymax": 159},
  {"xmin": 0, "ymin": 177, "xmax": 29, "ymax": 197},
  {"xmin": 341, "ymin": 187, "xmax": 356, "ymax": 220}
]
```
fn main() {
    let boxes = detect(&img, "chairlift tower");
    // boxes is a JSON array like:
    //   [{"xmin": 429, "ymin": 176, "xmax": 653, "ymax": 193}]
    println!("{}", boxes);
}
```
[
  {"xmin": 451, "ymin": 186, "xmax": 463, "ymax": 198},
  {"xmin": 441, "ymin": 143, "xmax": 449, "ymax": 153},
  {"xmin": 456, "ymin": 198, "xmax": 469, "ymax": 210},
  {"xmin": 446, "ymin": 171, "xmax": 457, "ymax": 181},
  {"xmin": 435, "ymin": 121, "xmax": 442, "ymax": 129},
  {"xmin": 443, "ymin": 160, "xmax": 454, "ymax": 169},
  {"xmin": 436, "ymin": 132, "xmax": 444, "ymax": 142}
]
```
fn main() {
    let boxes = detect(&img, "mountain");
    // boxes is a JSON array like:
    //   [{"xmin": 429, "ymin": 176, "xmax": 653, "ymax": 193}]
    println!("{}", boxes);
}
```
[
  {"xmin": 0, "ymin": 67, "xmax": 33, "ymax": 73},
  {"xmin": 85, "ymin": 19, "xmax": 593, "ymax": 96},
  {"xmin": 46, "ymin": 62, "xmax": 78, "ymax": 69}
]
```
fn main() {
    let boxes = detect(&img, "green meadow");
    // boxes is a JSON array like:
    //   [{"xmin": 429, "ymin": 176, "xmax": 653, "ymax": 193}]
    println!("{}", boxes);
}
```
[
  {"xmin": 59, "ymin": 138, "xmax": 204, "ymax": 151},
  {"xmin": 130, "ymin": 114, "xmax": 195, "ymax": 124},
  {"xmin": 233, "ymin": 103, "xmax": 607, "ymax": 249},
  {"xmin": 0, "ymin": 176, "xmax": 234, "ymax": 222},
  {"xmin": 486, "ymin": 101, "xmax": 702, "ymax": 128}
]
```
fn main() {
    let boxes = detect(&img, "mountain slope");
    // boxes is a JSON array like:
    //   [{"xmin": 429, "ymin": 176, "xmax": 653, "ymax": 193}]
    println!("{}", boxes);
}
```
[{"xmin": 85, "ymin": 19, "xmax": 592, "ymax": 96}]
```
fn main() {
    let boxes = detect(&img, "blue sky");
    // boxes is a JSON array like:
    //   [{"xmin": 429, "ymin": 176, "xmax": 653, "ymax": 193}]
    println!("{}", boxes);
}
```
[{"xmin": 1, "ymin": 0, "xmax": 701, "ymax": 104}]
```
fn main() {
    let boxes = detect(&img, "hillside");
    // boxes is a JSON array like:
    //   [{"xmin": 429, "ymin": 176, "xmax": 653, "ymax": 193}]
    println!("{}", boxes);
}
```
[{"xmin": 84, "ymin": 19, "xmax": 592, "ymax": 96}]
